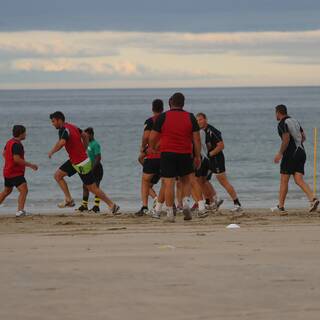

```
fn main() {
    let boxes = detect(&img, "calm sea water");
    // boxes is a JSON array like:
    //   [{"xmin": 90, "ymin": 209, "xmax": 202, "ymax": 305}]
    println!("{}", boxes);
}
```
[{"xmin": 0, "ymin": 87, "xmax": 319, "ymax": 214}]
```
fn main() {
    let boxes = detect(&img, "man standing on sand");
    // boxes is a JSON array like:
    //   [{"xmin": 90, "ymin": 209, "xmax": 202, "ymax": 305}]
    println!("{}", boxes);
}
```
[
  {"xmin": 48, "ymin": 111, "xmax": 120, "ymax": 215},
  {"xmin": 196, "ymin": 113, "xmax": 243, "ymax": 213},
  {"xmin": 273, "ymin": 104, "xmax": 319, "ymax": 214},
  {"xmin": 135, "ymin": 99, "xmax": 165, "ymax": 216},
  {"xmin": 149, "ymin": 92, "xmax": 208, "ymax": 222},
  {"xmin": 0, "ymin": 125, "xmax": 38, "ymax": 217}
]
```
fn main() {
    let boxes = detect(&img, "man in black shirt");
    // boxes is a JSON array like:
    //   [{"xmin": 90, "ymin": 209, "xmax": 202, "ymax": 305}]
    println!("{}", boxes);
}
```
[
  {"xmin": 273, "ymin": 104, "xmax": 319, "ymax": 214},
  {"xmin": 196, "ymin": 113, "xmax": 243, "ymax": 213}
]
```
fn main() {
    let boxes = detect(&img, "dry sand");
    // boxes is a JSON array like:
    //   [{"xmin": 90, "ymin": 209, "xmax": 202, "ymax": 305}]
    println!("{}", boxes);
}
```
[{"xmin": 1, "ymin": 209, "xmax": 320, "ymax": 320}]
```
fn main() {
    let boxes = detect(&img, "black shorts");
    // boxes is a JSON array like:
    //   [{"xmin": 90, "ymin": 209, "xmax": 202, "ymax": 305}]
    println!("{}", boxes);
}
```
[
  {"xmin": 209, "ymin": 153, "xmax": 226, "ymax": 174},
  {"xmin": 59, "ymin": 160, "xmax": 95, "ymax": 186},
  {"xmin": 281, "ymin": 147, "xmax": 306, "ymax": 175},
  {"xmin": 160, "ymin": 152, "xmax": 194, "ymax": 178},
  {"xmin": 151, "ymin": 174, "xmax": 161, "ymax": 185},
  {"xmin": 143, "ymin": 158, "xmax": 161, "ymax": 175},
  {"xmin": 4, "ymin": 176, "xmax": 26, "ymax": 188},
  {"xmin": 92, "ymin": 163, "xmax": 104, "ymax": 185},
  {"xmin": 195, "ymin": 158, "xmax": 210, "ymax": 178}
]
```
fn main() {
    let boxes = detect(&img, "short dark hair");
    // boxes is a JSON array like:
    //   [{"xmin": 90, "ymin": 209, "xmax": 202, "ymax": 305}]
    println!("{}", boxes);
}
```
[
  {"xmin": 84, "ymin": 127, "xmax": 94, "ymax": 136},
  {"xmin": 275, "ymin": 104, "xmax": 287, "ymax": 115},
  {"xmin": 50, "ymin": 111, "xmax": 65, "ymax": 121},
  {"xmin": 12, "ymin": 125, "xmax": 26, "ymax": 138},
  {"xmin": 152, "ymin": 99, "xmax": 164, "ymax": 113},
  {"xmin": 196, "ymin": 112, "xmax": 207, "ymax": 119},
  {"xmin": 170, "ymin": 92, "xmax": 185, "ymax": 108}
]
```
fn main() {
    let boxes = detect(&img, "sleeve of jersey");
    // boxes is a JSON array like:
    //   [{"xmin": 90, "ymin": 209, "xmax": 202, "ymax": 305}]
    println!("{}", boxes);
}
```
[
  {"xmin": 190, "ymin": 113, "xmax": 200, "ymax": 132},
  {"xmin": 12, "ymin": 143, "xmax": 23, "ymax": 156},
  {"xmin": 153, "ymin": 113, "xmax": 166, "ymax": 133},
  {"xmin": 59, "ymin": 127, "xmax": 69, "ymax": 141},
  {"xmin": 280, "ymin": 121, "xmax": 289, "ymax": 134},
  {"xmin": 212, "ymin": 128, "xmax": 223, "ymax": 143},
  {"xmin": 144, "ymin": 119, "xmax": 153, "ymax": 131},
  {"xmin": 94, "ymin": 143, "xmax": 101, "ymax": 156}
]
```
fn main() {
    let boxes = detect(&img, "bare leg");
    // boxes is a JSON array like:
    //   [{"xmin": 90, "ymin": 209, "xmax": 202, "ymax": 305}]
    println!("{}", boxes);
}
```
[
  {"xmin": 16, "ymin": 183, "xmax": 28, "ymax": 211},
  {"xmin": 180, "ymin": 174, "xmax": 193, "ymax": 201},
  {"xmin": 0, "ymin": 187, "xmax": 13, "ymax": 204},
  {"xmin": 279, "ymin": 174, "xmax": 291, "ymax": 208},
  {"xmin": 141, "ymin": 173, "xmax": 153, "ymax": 207},
  {"xmin": 163, "ymin": 178, "xmax": 175, "ymax": 207},
  {"xmin": 203, "ymin": 180, "xmax": 217, "ymax": 203},
  {"xmin": 83, "ymin": 184, "xmax": 89, "ymax": 201},
  {"xmin": 216, "ymin": 173, "xmax": 238, "ymax": 201},
  {"xmin": 149, "ymin": 187, "xmax": 157, "ymax": 199},
  {"xmin": 86, "ymin": 183, "xmax": 114, "ymax": 208},
  {"xmin": 190, "ymin": 174, "xmax": 203, "ymax": 202},
  {"xmin": 176, "ymin": 179, "xmax": 183, "ymax": 208},
  {"xmin": 54, "ymin": 169, "xmax": 73, "ymax": 202},
  {"xmin": 158, "ymin": 180, "xmax": 165, "ymax": 203},
  {"xmin": 293, "ymin": 173, "xmax": 314, "ymax": 201}
]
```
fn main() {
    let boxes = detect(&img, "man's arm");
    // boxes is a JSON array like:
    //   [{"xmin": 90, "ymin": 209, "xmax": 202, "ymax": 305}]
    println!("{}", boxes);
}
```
[
  {"xmin": 149, "ymin": 130, "xmax": 160, "ymax": 150},
  {"xmin": 48, "ymin": 139, "xmax": 66, "ymax": 158},
  {"xmin": 209, "ymin": 141, "xmax": 225, "ymax": 157},
  {"xmin": 13, "ymin": 155, "xmax": 38, "ymax": 171},
  {"xmin": 274, "ymin": 132, "xmax": 290, "ymax": 163},
  {"xmin": 81, "ymin": 131, "xmax": 89, "ymax": 149}
]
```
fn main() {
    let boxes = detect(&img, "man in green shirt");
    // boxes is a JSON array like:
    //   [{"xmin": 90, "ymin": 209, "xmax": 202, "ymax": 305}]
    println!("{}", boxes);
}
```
[{"xmin": 77, "ymin": 127, "xmax": 104, "ymax": 213}]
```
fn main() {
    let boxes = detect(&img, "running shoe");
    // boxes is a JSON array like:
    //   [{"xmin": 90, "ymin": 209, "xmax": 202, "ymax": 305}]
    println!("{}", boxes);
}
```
[
  {"xmin": 58, "ymin": 199, "xmax": 75, "ymax": 208},
  {"xmin": 165, "ymin": 214, "xmax": 176, "ymax": 223},
  {"xmin": 150, "ymin": 209, "xmax": 161, "ymax": 220},
  {"xmin": 230, "ymin": 205, "xmax": 244, "ymax": 214},
  {"xmin": 309, "ymin": 198, "xmax": 320, "ymax": 213},
  {"xmin": 16, "ymin": 210, "xmax": 27, "ymax": 217},
  {"xmin": 90, "ymin": 206, "xmax": 100, "ymax": 213},
  {"xmin": 183, "ymin": 207, "xmax": 192, "ymax": 221},
  {"xmin": 197, "ymin": 210, "xmax": 209, "ymax": 219},
  {"xmin": 152, "ymin": 198, "xmax": 158, "ymax": 209},
  {"xmin": 76, "ymin": 205, "xmax": 88, "ymax": 212},
  {"xmin": 270, "ymin": 205, "xmax": 287, "ymax": 216},
  {"xmin": 176, "ymin": 206, "xmax": 184, "ymax": 215},
  {"xmin": 215, "ymin": 199, "xmax": 224, "ymax": 209},
  {"xmin": 134, "ymin": 206, "xmax": 148, "ymax": 216},
  {"xmin": 111, "ymin": 204, "xmax": 121, "ymax": 215},
  {"xmin": 191, "ymin": 203, "xmax": 198, "ymax": 212}
]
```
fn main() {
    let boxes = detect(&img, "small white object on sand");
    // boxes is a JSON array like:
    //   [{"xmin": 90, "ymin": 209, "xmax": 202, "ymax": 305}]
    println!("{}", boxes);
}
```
[{"xmin": 226, "ymin": 224, "xmax": 240, "ymax": 229}]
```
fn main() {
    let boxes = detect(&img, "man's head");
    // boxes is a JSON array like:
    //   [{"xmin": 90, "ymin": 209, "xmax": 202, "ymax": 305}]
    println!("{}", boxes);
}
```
[
  {"xmin": 170, "ymin": 92, "xmax": 185, "ymax": 109},
  {"xmin": 84, "ymin": 127, "xmax": 94, "ymax": 141},
  {"xmin": 50, "ymin": 111, "xmax": 65, "ymax": 129},
  {"xmin": 275, "ymin": 104, "xmax": 288, "ymax": 121},
  {"xmin": 152, "ymin": 99, "xmax": 164, "ymax": 114},
  {"xmin": 196, "ymin": 113, "xmax": 208, "ymax": 129},
  {"xmin": 12, "ymin": 125, "xmax": 26, "ymax": 140}
]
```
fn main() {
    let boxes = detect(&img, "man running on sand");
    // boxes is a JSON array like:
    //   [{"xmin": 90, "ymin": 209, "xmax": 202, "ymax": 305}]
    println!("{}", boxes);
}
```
[
  {"xmin": 48, "ymin": 111, "xmax": 120, "ymax": 215},
  {"xmin": 272, "ymin": 104, "xmax": 319, "ymax": 214},
  {"xmin": 0, "ymin": 125, "xmax": 38, "ymax": 217},
  {"xmin": 150, "ymin": 92, "xmax": 208, "ymax": 222},
  {"xmin": 196, "ymin": 113, "xmax": 243, "ymax": 213}
]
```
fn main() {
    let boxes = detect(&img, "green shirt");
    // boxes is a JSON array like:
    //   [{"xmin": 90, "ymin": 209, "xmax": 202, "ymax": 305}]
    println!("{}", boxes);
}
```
[{"xmin": 87, "ymin": 140, "xmax": 101, "ymax": 165}]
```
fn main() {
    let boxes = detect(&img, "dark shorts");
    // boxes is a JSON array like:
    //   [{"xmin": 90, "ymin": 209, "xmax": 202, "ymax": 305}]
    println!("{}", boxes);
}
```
[
  {"xmin": 195, "ymin": 158, "xmax": 210, "ymax": 178},
  {"xmin": 92, "ymin": 163, "xmax": 104, "ymax": 185},
  {"xmin": 160, "ymin": 152, "xmax": 194, "ymax": 178},
  {"xmin": 281, "ymin": 147, "xmax": 306, "ymax": 175},
  {"xmin": 59, "ymin": 160, "xmax": 95, "ymax": 186},
  {"xmin": 209, "ymin": 153, "xmax": 226, "ymax": 175},
  {"xmin": 151, "ymin": 174, "xmax": 161, "ymax": 185},
  {"xmin": 143, "ymin": 158, "xmax": 161, "ymax": 175},
  {"xmin": 4, "ymin": 176, "xmax": 27, "ymax": 188}
]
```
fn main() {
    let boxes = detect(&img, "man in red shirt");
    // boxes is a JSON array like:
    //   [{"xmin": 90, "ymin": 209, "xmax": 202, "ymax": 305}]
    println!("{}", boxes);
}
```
[
  {"xmin": 0, "ymin": 125, "xmax": 38, "ymax": 217},
  {"xmin": 150, "ymin": 92, "xmax": 205, "ymax": 222},
  {"xmin": 48, "ymin": 111, "xmax": 120, "ymax": 215}
]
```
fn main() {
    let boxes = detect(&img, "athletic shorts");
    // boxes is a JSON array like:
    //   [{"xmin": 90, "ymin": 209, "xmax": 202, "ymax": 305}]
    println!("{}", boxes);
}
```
[
  {"xmin": 92, "ymin": 163, "xmax": 104, "ymax": 185},
  {"xmin": 151, "ymin": 174, "xmax": 161, "ymax": 185},
  {"xmin": 59, "ymin": 160, "xmax": 95, "ymax": 186},
  {"xmin": 195, "ymin": 158, "xmax": 210, "ymax": 178},
  {"xmin": 281, "ymin": 147, "xmax": 306, "ymax": 175},
  {"xmin": 160, "ymin": 152, "xmax": 194, "ymax": 178},
  {"xmin": 143, "ymin": 158, "xmax": 161, "ymax": 175},
  {"xmin": 4, "ymin": 176, "xmax": 26, "ymax": 188},
  {"xmin": 209, "ymin": 153, "xmax": 226, "ymax": 174}
]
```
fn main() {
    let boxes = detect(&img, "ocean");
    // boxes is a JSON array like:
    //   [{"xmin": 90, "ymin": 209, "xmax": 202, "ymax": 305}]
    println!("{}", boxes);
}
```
[{"xmin": 0, "ymin": 87, "xmax": 319, "ymax": 214}]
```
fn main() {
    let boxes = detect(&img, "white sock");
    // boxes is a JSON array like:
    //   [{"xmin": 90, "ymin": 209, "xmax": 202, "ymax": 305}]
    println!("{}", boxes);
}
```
[
  {"xmin": 182, "ymin": 197, "xmax": 190, "ymax": 209},
  {"xmin": 166, "ymin": 207, "xmax": 174, "ymax": 217},
  {"xmin": 155, "ymin": 202, "xmax": 163, "ymax": 212},
  {"xmin": 198, "ymin": 200, "xmax": 205, "ymax": 211}
]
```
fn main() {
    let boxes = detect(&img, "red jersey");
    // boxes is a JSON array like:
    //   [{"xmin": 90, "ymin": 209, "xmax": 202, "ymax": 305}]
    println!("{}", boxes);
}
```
[
  {"xmin": 59, "ymin": 123, "xmax": 88, "ymax": 165},
  {"xmin": 153, "ymin": 109, "xmax": 199, "ymax": 154},
  {"xmin": 3, "ymin": 138, "xmax": 25, "ymax": 178},
  {"xmin": 144, "ymin": 115, "xmax": 161, "ymax": 159}
]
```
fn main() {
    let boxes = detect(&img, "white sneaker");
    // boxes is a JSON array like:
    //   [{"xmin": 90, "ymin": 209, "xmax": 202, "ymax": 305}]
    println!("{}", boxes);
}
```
[
  {"xmin": 165, "ymin": 209, "xmax": 176, "ymax": 223},
  {"xmin": 16, "ymin": 210, "xmax": 27, "ymax": 217},
  {"xmin": 270, "ymin": 205, "xmax": 287, "ymax": 216},
  {"xmin": 309, "ymin": 199, "xmax": 319, "ymax": 213},
  {"xmin": 230, "ymin": 205, "xmax": 244, "ymax": 214},
  {"xmin": 150, "ymin": 209, "xmax": 161, "ymax": 219},
  {"xmin": 197, "ymin": 209, "xmax": 209, "ymax": 219}
]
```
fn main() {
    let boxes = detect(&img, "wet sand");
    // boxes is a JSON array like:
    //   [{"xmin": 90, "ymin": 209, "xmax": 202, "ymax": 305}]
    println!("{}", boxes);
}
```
[{"xmin": 1, "ymin": 209, "xmax": 320, "ymax": 319}]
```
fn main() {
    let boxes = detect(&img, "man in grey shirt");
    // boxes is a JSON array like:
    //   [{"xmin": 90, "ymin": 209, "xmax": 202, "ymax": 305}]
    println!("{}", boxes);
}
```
[{"xmin": 273, "ymin": 104, "xmax": 319, "ymax": 214}]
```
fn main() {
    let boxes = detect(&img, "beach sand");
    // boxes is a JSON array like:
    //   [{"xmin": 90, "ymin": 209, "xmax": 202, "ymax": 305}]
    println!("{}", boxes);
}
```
[{"xmin": 1, "ymin": 209, "xmax": 320, "ymax": 319}]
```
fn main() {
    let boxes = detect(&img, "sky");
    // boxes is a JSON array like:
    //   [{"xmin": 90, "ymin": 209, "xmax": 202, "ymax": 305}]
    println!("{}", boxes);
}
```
[{"xmin": 0, "ymin": 0, "xmax": 320, "ymax": 89}]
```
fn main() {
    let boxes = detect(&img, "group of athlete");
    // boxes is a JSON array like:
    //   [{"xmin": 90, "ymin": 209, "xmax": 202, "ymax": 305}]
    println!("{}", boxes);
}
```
[{"xmin": 0, "ymin": 93, "xmax": 319, "ymax": 220}]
